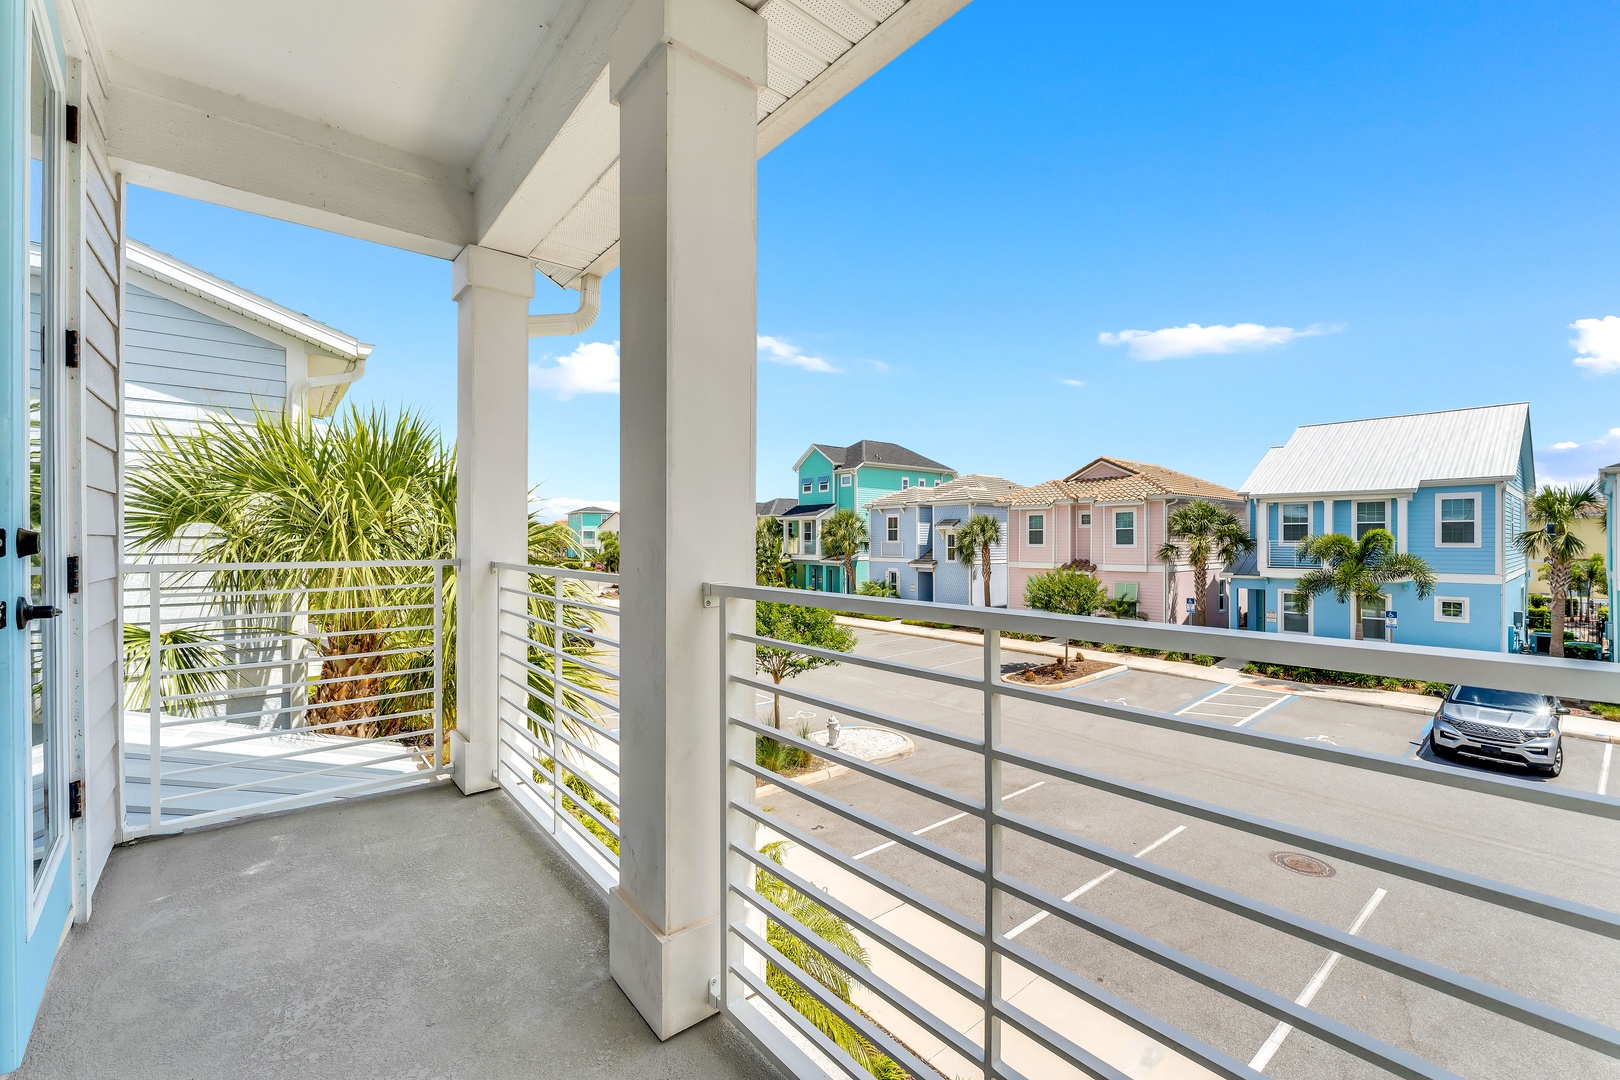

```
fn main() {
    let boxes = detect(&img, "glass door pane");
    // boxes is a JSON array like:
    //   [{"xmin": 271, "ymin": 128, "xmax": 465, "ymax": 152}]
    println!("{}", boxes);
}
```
[{"xmin": 1360, "ymin": 598, "xmax": 1387, "ymax": 641}]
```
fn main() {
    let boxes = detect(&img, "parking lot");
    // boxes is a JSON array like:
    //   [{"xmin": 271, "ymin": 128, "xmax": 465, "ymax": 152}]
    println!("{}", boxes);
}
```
[{"xmin": 755, "ymin": 628, "xmax": 1620, "ymax": 1079}]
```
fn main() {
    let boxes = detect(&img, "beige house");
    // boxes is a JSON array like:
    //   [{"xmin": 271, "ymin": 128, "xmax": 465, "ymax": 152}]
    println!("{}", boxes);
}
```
[{"xmin": 1526, "ymin": 502, "xmax": 1606, "ymax": 597}]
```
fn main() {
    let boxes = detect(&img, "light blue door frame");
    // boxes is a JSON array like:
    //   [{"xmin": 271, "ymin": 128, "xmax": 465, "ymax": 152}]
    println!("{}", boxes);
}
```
[{"xmin": 1, "ymin": 2, "xmax": 72, "ymax": 1069}]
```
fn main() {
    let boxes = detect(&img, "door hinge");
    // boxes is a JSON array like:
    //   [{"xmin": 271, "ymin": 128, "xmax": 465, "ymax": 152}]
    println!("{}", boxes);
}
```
[
  {"xmin": 65, "ymin": 105, "xmax": 78, "ymax": 145},
  {"xmin": 69, "ymin": 780, "xmax": 83, "ymax": 820},
  {"xmin": 65, "ymin": 329, "xmax": 79, "ymax": 368},
  {"xmin": 66, "ymin": 555, "xmax": 80, "ymax": 595}
]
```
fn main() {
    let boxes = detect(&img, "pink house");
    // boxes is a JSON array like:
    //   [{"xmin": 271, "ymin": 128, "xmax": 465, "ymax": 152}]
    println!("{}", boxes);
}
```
[{"xmin": 1003, "ymin": 457, "xmax": 1244, "ymax": 625}]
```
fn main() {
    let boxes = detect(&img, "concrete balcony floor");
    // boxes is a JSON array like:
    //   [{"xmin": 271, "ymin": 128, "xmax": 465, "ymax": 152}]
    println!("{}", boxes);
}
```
[{"xmin": 13, "ymin": 784, "xmax": 784, "ymax": 1080}]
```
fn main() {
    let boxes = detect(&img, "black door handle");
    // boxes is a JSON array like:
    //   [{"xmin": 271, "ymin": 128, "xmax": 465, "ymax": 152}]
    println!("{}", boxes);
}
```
[
  {"xmin": 16, "ymin": 600, "xmax": 60, "ymax": 630},
  {"xmin": 15, "ymin": 529, "xmax": 39, "ymax": 558}
]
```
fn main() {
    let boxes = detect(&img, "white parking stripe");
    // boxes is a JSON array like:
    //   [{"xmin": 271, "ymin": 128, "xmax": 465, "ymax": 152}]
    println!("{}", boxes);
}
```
[
  {"xmin": 853, "ymin": 781, "xmax": 1046, "ymax": 860},
  {"xmin": 1004, "ymin": 825, "xmax": 1187, "ymax": 940},
  {"xmin": 1233, "ymin": 694, "xmax": 1295, "ymax": 729},
  {"xmin": 1600, "ymin": 743, "xmax": 1613, "ymax": 797},
  {"xmin": 1176, "ymin": 682, "xmax": 1294, "ymax": 727},
  {"xmin": 1249, "ymin": 887, "xmax": 1389, "ymax": 1073}
]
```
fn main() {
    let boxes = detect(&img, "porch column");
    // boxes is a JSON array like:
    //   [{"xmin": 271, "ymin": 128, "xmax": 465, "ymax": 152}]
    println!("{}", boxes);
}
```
[
  {"xmin": 609, "ymin": 0, "xmax": 766, "ymax": 1039},
  {"xmin": 451, "ymin": 245, "xmax": 534, "ymax": 794}
]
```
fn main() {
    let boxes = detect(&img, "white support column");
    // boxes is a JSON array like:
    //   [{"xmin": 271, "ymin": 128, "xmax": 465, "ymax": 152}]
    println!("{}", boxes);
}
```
[
  {"xmin": 608, "ymin": 0, "xmax": 766, "ymax": 1040},
  {"xmin": 451, "ymin": 245, "xmax": 534, "ymax": 795}
]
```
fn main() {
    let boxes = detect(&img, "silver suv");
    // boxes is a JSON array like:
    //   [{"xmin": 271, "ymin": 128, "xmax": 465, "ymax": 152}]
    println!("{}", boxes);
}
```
[{"xmin": 1430, "ymin": 685, "xmax": 1565, "ymax": 777}]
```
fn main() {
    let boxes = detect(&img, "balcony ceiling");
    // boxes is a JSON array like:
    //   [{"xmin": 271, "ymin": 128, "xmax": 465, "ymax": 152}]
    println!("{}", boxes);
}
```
[{"xmin": 63, "ymin": 0, "xmax": 969, "ymax": 273}]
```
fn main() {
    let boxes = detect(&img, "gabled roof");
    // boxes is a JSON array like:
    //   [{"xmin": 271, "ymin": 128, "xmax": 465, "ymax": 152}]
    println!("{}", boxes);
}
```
[
  {"xmin": 126, "ymin": 240, "xmax": 373, "ymax": 362},
  {"xmin": 570, "ymin": 505, "xmax": 614, "ymax": 516},
  {"xmin": 1240, "ymin": 403, "xmax": 1531, "ymax": 497},
  {"xmin": 793, "ymin": 440, "xmax": 953, "ymax": 473},
  {"xmin": 1005, "ymin": 458, "xmax": 1240, "ymax": 506},
  {"xmin": 867, "ymin": 474, "xmax": 1023, "ymax": 510},
  {"xmin": 756, "ymin": 498, "xmax": 799, "ymax": 518},
  {"xmin": 780, "ymin": 503, "xmax": 834, "ymax": 519}
]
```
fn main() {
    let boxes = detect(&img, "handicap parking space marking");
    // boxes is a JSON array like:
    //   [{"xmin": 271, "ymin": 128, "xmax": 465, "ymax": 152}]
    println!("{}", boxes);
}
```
[{"xmin": 1175, "ymin": 683, "xmax": 1296, "ymax": 727}]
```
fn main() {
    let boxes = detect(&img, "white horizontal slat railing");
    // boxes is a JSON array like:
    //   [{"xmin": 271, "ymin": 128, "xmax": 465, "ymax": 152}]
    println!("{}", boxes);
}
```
[
  {"xmin": 492, "ymin": 562, "xmax": 621, "ymax": 891},
  {"xmin": 121, "ymin": 559, "xmax": 455, "ymax": 836},
  {"xmin": 710, "ymin": 583, "xmax": 1620, "ymax": 1080}
]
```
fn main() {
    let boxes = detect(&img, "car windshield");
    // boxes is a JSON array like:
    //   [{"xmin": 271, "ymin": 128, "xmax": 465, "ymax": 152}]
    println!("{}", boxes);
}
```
[{"xmin": 1449, "ymin": 686, "xmax": 1549, "ymax": 711}]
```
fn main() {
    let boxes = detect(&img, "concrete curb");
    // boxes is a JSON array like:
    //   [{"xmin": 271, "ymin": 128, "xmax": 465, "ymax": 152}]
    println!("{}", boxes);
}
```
[
  {"xmin": 1004, "ymin": 663, "xmax": 1128, "ymax": 691},
  {"xmin": 1564, "ymin": 715, "xmax": 1620, "ymax": 744},
  {"xmin": 754, "ymin": 732, "xmax": 916, "ymax": 800}
]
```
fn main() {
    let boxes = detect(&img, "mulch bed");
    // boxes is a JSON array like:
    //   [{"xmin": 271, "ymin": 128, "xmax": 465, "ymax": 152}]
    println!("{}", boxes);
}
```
[{"xmin": 1009, "ymin": 658, "xmax": 1119, "ymax": 686}]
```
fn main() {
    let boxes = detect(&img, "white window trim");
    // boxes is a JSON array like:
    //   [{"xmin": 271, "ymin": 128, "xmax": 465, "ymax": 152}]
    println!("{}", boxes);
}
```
[
  {"xmin": 900, "ymin": 477, "xmax": 910, "ymax": 490},
  {"xmin": 1434, "ymin": 595, "xmax": 1471, "ymax": 623},
  {"xmin": 1434, "ymin": 492, "xmax": 1482, "ymax": 549},
  {"xmin": 1113, "ymin": 508, "xmax": 1137, "ymax": 547},
  {"xmin": 1278, "ymin": 589, "xmax": 1313, "ymax": 635},
  {"xmin": 886, "ymin": 515, "xmax": 900, "ymax": 542},
  {"xmin": 818, "ymin": 476, "xmax": 830, "ymax": 493},
  {"xmin": 840, "ymin": 473, "xmax": 853, "ymax": 486},
  {"xmin": 1280, "ymin": 502, "xmax": 1310, "ymax": 544},
  {"xmin": 1027, "ymin": 513, "xmax": 1046, "ymax": 547},
  {"xmin": 1079, "ymin": 512, "xmax": 1092, "ymax": 525},
  {"xmin": 1353, "ymin": 499, "xmax": 1388, "ymax": 539},
  {"xmin": 802, "ymin": 480, "xmax": 812, "ymax": 494}
]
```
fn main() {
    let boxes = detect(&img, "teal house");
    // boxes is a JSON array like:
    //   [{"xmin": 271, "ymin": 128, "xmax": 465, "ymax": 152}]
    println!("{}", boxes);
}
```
[
  {"xmin": 566, "ymin": 506, "xmax": 617, "ymax": 554},
  {"xmin": 767, "ymin": 441, "xmax": 955, "ymax": 592}
]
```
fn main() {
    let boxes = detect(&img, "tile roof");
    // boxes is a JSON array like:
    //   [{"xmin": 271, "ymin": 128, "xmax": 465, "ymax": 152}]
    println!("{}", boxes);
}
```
[
  {"xmin": 865, "ymin": 473, "xmax": 1024, "ymax": 509},
  {"xmin": 1240, "ymin": 403, "xmax": 1531, "ymax": 497},
  {"xmin": 808, "ymin": 440, "xmax": 953, "ymax": 472},
  {"xmin": 1004, "ymin": 458, "xmax": 1240, "ymax": 506}
]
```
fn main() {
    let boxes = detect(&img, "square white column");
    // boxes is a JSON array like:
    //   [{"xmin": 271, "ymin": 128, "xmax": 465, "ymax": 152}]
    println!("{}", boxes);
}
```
[
  {"xmin": 608, "ymin": 0, "xmax": 766, "ymax": 1040},
  {"xmin": 451, "ymin": 244, "xmax": 534, "ymax": 794}
]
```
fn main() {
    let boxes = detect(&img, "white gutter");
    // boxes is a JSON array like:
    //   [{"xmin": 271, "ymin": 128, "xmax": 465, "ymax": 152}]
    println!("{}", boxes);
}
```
[
  {"xmin": 529, "ymin": 273, "xmax": 602, "ymax": 337},
  {"xmin": 290, "ymin": 364, "xmax": 367, "ymax": 417}
]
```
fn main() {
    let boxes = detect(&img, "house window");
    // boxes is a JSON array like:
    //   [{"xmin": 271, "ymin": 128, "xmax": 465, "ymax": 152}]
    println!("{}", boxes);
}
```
[
  {"xmin": 1114, "ymin": 509, "xmax": 1136, "ymax": 546},
  {"xmin": 945, "ymin": 532, "xmax": 957, "ymax": 561},
  {"xmin": 886, "ymin": 516, "xmax": 899, "ymax": 542},
  {"xmin": 1079, "ymin": 512, "xmax": 1091, "ymax": 526},
  {"xmin": 1028, "ymin": 514, "xmax": 1045, "ymax": 546},
  {"xmin": 919, "ymin": 479, "xmax": 930, "ymax": 488},
  {"xmin": 1435, "ymin": 596, "xmax": 1470, "ymax": 622},
  {"xmin": 1438, "ymin": 495, "xmax": 1478, "ymax": 546},
  {"xmin": 901, "ymin": 478, "xmax": 910, "ymax": 489},
  {"xmin": 840, "ymin": 473, "xmax": 852, "ymax": 487},
  {"xmin": 1355, "ymin": 501, "xmax": 1386, "ymax": 539},
  {"xmin": 1281, "ymin": 503, "xmax": 1310, "ymax": 543},
  {"xmin": 886, "ymin": 569, "xmax": 899, "ymax": 592},
  {"xmin": 582, "ymin": 530, "xmax": 596, "ymax": 545},
  {"xmin": 804, "ymin": 522, "xmax": 817, "ymax": 552},
  {"xmin": 818, "ymin": 476, "xmax": 830, "ymax": 493},
  {"xmin": 802, "ymin": 479, "xmax": 812, "ymax": 494},
  {"xmin": 1360, "ymin": 597, "xmax": 1389, "ymax": 641},
  {"xmin": 1279, "ymin": 590, "xmax": 1310, "ymax": 634}
]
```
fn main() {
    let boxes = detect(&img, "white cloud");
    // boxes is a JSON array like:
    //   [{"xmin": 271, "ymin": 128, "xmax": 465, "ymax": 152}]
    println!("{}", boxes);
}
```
[
  {"xmin": 1552, "ymin": 441, "xmax": 1580, "ymax": 451},
  {"xmin": 1534, "ymin": 427, "xmax": 1620, "ymax": 488},
  {"xmin": 1059, "ymin": 378, "xmax": 1086, "ymax": 387},
  {"xmin": 529, "ymin": 496, "xmax": 619, "ymax": 522},
  {"xmin": 530, "ymin": 341, "xmax": 620, "ymax": 399},
  {"xmin": 758, "ymin": 335, "xmax": 842, "ymax": 374},
  {"xmin": 1570, "ymin": 316, "xmax": 1620, "ymax": 373},
  {"xmin": 1098, "ymin": 322, "xmax": 1340, "ymax": 361}
]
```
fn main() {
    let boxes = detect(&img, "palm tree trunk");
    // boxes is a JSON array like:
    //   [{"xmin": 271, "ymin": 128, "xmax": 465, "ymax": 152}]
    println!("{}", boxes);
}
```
[
  {"xmin": 1551, "ymin": 561, "xmax": 1570, "ymax": 659},
  {"xmin": 982, "ymin": 544, "xmax": 992, "ymax": 608},
  {"xmin": 1192, "ymin": 558, "xmax": 1208, "ymax": 626}
]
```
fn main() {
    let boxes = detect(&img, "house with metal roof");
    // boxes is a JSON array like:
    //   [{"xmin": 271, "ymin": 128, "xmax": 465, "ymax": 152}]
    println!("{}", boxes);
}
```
[
  {"xmin": 780, "ymin": 440, "xmax": 955, "ymax": 592},
  {"xmin": 1227, "ymin": 403, "xmax": 1535, "ymax": 652},
  {"xmin": 866, "ymin": 474, "xmax": 1023, "ymax": 606},
  {"xmin": 1003, "ymin": 457, "xmax": 1244, "ymax": 623}
]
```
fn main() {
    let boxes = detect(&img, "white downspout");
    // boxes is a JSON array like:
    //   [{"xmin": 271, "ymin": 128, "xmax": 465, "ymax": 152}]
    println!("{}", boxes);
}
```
[{"xmin": 529, "ymin": 273, "xmax": 602, "ymax": 338}]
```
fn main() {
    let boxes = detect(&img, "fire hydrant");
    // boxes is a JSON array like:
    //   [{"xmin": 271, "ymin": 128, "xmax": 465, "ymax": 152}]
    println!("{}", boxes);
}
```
[{"xmin": 826, "ymin": 715, "xmax": 841, "ymax": 749}]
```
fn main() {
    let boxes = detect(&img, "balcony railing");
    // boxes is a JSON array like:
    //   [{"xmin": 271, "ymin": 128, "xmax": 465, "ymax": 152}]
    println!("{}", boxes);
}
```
[
  {"xmin": 1267, "ymin": 540, "xmax": 1321, "ymax": 569},
  {"xmin": 493, "ymin": 563, "xmax": 622, "ymax": 890},
  {"xmin": 708, "ymin": 583, "xmax": 1620, "ymax": 1080},
  {"xmin": 121, "ymin": 559, "xmax": 454, "ymax": 835}
]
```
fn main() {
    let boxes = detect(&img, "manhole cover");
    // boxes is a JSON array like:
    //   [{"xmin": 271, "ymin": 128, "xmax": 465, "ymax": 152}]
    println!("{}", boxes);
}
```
[{"xmin": 1271, "ymin": 851, "xmax": 1336, "ymax": 878}]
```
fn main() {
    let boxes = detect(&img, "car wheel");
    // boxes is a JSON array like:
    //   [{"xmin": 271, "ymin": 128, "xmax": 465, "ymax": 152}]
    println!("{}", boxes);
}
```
[{"xmin": 1538, "ymin": 744, "xmax": 1564, "ymax": 779}]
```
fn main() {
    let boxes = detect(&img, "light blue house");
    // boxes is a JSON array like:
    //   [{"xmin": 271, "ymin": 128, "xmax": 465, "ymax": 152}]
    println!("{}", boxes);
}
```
[
  {"xmin": 1227, "ymin": 403, "xmax": 1534, "ymax": 652},
  {"xmin": 865, "ymin": 475, "xmax": 1022, "ymax": 606},
  {"xmin": 768, "ymin": 440, "xmax": 955, "ymax": 592}
]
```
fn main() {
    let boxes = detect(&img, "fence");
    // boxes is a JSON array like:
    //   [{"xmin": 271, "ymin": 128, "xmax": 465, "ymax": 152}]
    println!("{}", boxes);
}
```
[
  {"xmin": 492, "ymin": 563, "xmax": 622, "ymax": 890},
  {"xmin": 121, "ymin": 559, "xmax": 454, "ymax": 836},
  {"xmin": 712, "ymin": 583, "xmax": 1620, "ymax": 1080}
]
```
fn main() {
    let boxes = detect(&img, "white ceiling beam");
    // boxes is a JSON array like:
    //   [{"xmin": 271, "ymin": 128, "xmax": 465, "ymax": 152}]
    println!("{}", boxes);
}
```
[{"xmin": 104, "ymin": 63, "xmax": 474, "ymax": 260}]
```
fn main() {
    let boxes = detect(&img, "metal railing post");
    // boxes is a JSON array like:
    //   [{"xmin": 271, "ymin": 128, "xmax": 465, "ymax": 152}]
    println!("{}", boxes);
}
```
[
  {"xmin": 148, "ymin": 570, "xmax": 163, "ymax": 829},
  {"xmin": 548, "ymin": 572, "xmax": 564, "ymax": 835},
  {"xmin": 981, "ymin": 627, "xmax": 1003, "ymax": 1079},
  {"xmin": 433, "ymin": 561, "xmax": 445, "ymax": 768}
]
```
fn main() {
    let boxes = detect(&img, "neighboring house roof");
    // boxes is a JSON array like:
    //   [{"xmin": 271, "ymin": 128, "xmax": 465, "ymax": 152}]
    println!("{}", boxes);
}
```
[
  {"xmin": 126, "ymin": 240, "xmax": 373, "ymax": 362},
  {"xmin": 867, "ymin": 474, "xmax": 1024, "ymax": 510},
  {"xmin": 793, "ymin": 440, "xmax": 953, "ymax": 473},
  {"xmin": 570, "ymin": 505, "xmax": 614, "ymax": 516},
  {"xmin": 756, "ymin": 498, "xmax": 799, "ymax": 517},
  {"xmin": 1241, "ymin": 403, "xmax": 1531, "ymax": 497},
  {"xmin": 1005, "ymin": 458, "xmax": 1240, "ymax": 506},
  {"xmin": 1225, "ymin": 548, "xmax": 1260, "ymax": 578},
  {"xmin": 780, "ymin": 504, "xmax": 834, "ymax": 519}
]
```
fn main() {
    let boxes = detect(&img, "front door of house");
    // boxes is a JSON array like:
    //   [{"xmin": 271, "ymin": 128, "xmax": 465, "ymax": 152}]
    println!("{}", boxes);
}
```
[
  {"xmin": 1360, "ymin": 597, "xmax": 1388, "ymax": 641},
  {"xmin": 1, "ymin": 12, "xmax": 72, "ymax": 1070}
]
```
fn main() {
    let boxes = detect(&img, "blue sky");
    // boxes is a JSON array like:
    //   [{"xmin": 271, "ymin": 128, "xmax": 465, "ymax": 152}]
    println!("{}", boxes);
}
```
[{"xmin": 128, "ymin": 0, "xmax": 1620, "ymax": 516}]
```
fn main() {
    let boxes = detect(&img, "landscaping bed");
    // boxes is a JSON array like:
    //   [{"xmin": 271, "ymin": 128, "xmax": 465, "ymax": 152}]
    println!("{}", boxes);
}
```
[
  {"xmin": 1241, "ymin": 662, "xmax": 1448, "ymax": 696},
  {"xmin": 1007, "ymin": 658, "xmax": 1125, "ymax": 689}
]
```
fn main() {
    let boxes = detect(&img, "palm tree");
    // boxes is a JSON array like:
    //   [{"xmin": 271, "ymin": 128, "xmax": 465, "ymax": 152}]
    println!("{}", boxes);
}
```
[
  {"xmin": 1292, "ymin": 528, "xmax": 1437, "ymax": 640},
  {"xmin": 1156, "ymin": 500, "xmax": 1255, "ymax": 626},
  {"xmin": 819, "ymin": 508, "xmax": 868, "ymax": 594},
  {"xmin": 1517, "ymin": 484, "xmax": 1602, "ymax": 658},
  {"xmin": 755, "ymin": 517, "xmax": 792, "ymax": 587},
  {"xmin": 955, "ymin": 513, "xmax": 1003, "ymax": 607}
]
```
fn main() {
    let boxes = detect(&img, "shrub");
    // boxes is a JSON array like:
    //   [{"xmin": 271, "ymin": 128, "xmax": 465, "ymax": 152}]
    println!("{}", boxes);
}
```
[{"xmin": 857, "ymin": 580, "xmax": 897, "ymax": 597}]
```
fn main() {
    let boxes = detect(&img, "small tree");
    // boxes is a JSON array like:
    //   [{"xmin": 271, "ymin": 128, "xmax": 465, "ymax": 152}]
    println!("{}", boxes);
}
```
[
  {"xmin": 819, "ymin": 509, "xmax": 868, "ymax": 594},
  {"xmin": 1293, "ymin": 528, "xmax": 1436, "ymax": 640},
  {"xmin": 1516, "ymin": 484, "xmax": 1602, "ymax": 658},
  {"xmin": 598, "ymin": 530, "xmax": 620, "ymax": 573},
  {"xmin": 1156, "ymin": 500, "xmax": 1254, "ymax": 626},
  {"xmin": 756, "ymin": 517, "xmax": 792, "ymax": 587},
  {"xmin": 1023, "ymin": 566, "xmax": 1107, "ymax": 666},
  {"xmin": 955, "ymin": 513, "xmax": 1003, "ymax": 607},
  {"xmin": 755, "ymin": 602, "xmax": 856, "ymax": 727}
]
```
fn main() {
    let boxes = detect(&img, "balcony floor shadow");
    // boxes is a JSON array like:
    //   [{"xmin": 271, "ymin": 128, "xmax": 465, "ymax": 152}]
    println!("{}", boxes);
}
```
[{"xmin": 13, "ymin": 783, "xmax": 784, "ymax": 1080}]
